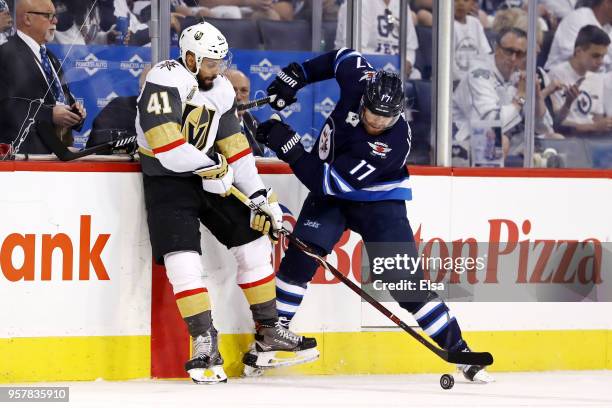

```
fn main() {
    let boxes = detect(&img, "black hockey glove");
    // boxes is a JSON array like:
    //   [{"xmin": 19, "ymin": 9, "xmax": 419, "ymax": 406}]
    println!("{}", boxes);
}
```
[
  {"xmin": 266, "ymin": 62, "xmax": 307, "ymax": 111},
  {"xmin": 256, "ymin": 119, "xmax": 305, "ymax": 165}
]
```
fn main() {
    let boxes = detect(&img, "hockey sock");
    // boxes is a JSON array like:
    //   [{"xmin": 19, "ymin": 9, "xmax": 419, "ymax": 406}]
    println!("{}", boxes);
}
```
[
  {"xmin": 164, "ymin": 251, "xmax": 213, "ymax": 338},
  {"xmin": 275, "ymin": 275, "xmax": 307, "ymax": 323},
  {"xmin": 174, "ymin": 288, "xmax": 212, "ymax": 338},
  {"xmin": 406, "ymin": 299, "xmax": 465, "ymax": 351},
  {"xmin": 239, "ymin": 272, "xmax": 278, "ymax": 322}
]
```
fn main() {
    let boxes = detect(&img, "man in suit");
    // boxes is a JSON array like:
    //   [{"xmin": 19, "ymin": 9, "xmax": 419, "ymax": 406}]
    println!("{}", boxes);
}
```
[
  {"xmin": 0, "ymin": 0, "xmax": 86, "ymax": 155},
  {"xmin": 226, "ymin": 68, "xmax": 268, "ymax": 157},
  {"xmin": 0, "ymin": 0, "xmax": 14, "ymax": 45}
]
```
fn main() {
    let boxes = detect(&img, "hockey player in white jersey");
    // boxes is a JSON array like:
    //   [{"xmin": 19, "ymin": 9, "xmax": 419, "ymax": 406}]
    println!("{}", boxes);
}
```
[{"xmin": 136, "ymin": 22, "xmax": 318, "ymax": 384}]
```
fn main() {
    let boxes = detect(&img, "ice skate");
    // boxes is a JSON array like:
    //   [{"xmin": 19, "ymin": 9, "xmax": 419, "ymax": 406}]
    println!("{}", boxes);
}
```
[
  {"xmin": 459, "ymin": 364, "xmax": 494, "ymax": 383},
  {"xmin": 185, "ymin": 327, "xmax": 227, "ymax": 384},
  {"xmin": 242, "ymin": 320, "xmax": 319, "ymax": 371},
  {"xmin": 456, "ymin": 346, "xmax": 494, "ymax": 383}
]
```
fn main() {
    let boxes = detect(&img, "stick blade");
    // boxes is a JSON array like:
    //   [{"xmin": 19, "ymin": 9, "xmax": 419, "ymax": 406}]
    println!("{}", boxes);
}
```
[{"xmin": 446, "ymin": 351, "xmax": 493, "ymax": 366}]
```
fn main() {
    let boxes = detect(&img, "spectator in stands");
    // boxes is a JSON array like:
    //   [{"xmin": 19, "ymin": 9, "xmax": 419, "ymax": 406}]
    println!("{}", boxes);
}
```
[
  {"xmin": 225, "ymin": 68, "xmax": 267, "ymax": 156},
  {"xmin": 194, "ymin": 0, "xmax": 292, "ymax": 20},
  {"xmin": 0, "ymin": 0, "xmax": 14, "ymax": 45},
  {"xmin": 53, "ymin": 0, "xmax": 119, "ymax": 45},
  {"xmin": 545, "ymin": 0, "xmax": 612, "ymax": 70},
  {"xmin": 0, "ymin": 0, "xmax": 86, "ymax": 154},
  {"xmin": 540, "ymin": 0, "xmax": 577, "ymax": 20},
  {"xmin": 452, "ymin": 27, "xmax": 550, "ymax": 164},
  {"xmin": 415, "ymin": 0, "xmax": 491, "ymax": 29},
  {"xmin": 293, "ymin": 0, "xmax": 339, "ymax": 22},
  {"xmin": 491, "ymin": 6, "xmax": 544, "ymax": 58},
  {"xmin": 490, "ymin": 4, "xmax": 565, "ymax": 137},
  {"xmin": 453, "ymin": 0, "xmax": 492, "ymax": 84},
  {"xmin": 549, "ymin": 25, "xmax": 612, "ymax": 135},
  {"xmin": 171, "ymin": 0, "xmax": 241, "ymax": 19},
  {"xmin": 413, "ymin": 0, "xmax": 432, "ymax": 27},
  {"xmin": 335, "ymin": 0, "xmax": 420, "ymax": 79},
  {"xmin": 111, "ymin": 0, "xmax": 150, "ymax": 46},
  {"xmin": 471, "ymin": 0, "xmax": 493, "ymax": 29}
]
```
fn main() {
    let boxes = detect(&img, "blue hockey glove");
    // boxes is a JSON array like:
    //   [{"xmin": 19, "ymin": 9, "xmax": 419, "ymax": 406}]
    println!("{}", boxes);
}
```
[
  {"xmin": 256, "ymin": 118, "xmax": 305, "ymax": 165},
  {"xmin": 266, "ymin": 62, "xmax": 307, "ymax": 111}
]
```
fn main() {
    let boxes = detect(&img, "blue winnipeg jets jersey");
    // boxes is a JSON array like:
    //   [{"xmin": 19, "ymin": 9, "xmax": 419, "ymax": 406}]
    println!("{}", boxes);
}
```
[{"xmin": 291, "ymin": 48, "xmax": 413, "ymax": 202}]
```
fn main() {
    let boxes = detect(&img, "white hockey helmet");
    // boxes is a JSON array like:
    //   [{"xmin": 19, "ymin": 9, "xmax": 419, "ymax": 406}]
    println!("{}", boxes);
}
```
[{"xmin": 179, "ymin": 22, "xmax": 229, "ymax": 76}]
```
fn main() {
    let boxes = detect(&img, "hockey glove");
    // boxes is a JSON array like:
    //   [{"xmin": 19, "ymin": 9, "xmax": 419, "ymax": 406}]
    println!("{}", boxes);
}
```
[
  {"xmin": 249, "ymin": 189, "xmax": 283, "ymax": 243},
  {"xmin": 266, "ymin": 62, "xmax": 307, "ymax": 111},
  {"xmin": 255, "ymin": 119, "xmax": 305, "ymax": 165},
  {"xmin": 193, "ymin": 153, "xmax": 234, "ymax": 196}
]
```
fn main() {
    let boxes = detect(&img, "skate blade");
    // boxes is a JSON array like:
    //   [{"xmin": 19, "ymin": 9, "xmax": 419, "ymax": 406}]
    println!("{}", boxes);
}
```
[
  {"xmin": 188, "ymin": 365, "xmax": 228, "ymax": 384},
  {"xmin": 247, "ymin": 347, "xmax": 320, "ymax": 369}
]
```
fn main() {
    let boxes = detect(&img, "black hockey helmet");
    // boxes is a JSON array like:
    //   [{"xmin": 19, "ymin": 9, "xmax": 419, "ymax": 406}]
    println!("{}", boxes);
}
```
[{"xmin": 362, "ymin": 70, "xmax": 405, "ymax": 118}]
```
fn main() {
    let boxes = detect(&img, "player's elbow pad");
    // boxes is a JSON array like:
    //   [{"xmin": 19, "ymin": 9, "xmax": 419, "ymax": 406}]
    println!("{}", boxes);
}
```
[{"xmin": 155, "ymin": 143, "xmax": 214, "ymax": 173}]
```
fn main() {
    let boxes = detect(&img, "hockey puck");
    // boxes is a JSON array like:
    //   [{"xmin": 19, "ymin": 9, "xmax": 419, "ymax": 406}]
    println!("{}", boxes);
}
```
[{"xmin": 440, "ymin": 373, "xmax": 454, "ymax": 390}]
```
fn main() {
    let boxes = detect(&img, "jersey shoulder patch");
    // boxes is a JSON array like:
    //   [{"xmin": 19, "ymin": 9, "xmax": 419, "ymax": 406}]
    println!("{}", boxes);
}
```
[{"xmin": 146, "ymin": 60, "xmax": 198, "ymax": 101}]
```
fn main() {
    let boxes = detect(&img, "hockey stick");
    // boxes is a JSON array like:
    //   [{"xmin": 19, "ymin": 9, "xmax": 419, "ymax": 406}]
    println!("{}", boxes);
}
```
[
  {"xmin": 236, "ymin": 95, "xmax": 286, "ymax": 111},
  {"xmin": 33, "ymin": 129, "xmax": 137, "ymax": 162},
  {"xmin": 228, "ymin": 187, "xmax": 493, "ymax": 367}
]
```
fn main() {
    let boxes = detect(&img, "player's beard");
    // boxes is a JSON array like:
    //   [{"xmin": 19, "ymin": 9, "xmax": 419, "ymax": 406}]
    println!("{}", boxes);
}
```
[{"xmin": 198, "ymin": 75, "xmax": 216, "ymax": 91}]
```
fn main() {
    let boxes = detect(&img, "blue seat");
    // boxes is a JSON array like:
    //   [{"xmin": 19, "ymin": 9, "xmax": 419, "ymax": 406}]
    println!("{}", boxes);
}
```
[
  {"xmin": 414, "ymin": 26, "xmax": 433, "ymax": 80},
  {"xmin": 258, "ymin": 19, "xmax": 312, "ymax": 51},
  {"xmin": 405, "ymin": 80, "xmax": 432, "ymax": 164}
]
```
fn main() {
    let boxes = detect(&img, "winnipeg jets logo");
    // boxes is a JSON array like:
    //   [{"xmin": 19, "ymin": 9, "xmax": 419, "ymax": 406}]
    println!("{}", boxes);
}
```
[
  {"xmin": 368, "ymin": 141, "xmax": 392, "ymax": 158},
  {"xmin": 319, "ymin": 123, "xmax": 333, "ymax": 160},
  {"xmin": 577, "ymin": 91, "xmax": 593, "ymax": 115}
]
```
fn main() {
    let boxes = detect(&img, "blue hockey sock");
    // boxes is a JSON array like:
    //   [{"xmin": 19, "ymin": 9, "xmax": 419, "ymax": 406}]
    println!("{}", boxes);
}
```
[
  {"xmin": 412, "ymin": 300, "xmax": 464, "ymax": 351},
  {"xmin": 275, "ymin": 276, "xmax": 308, "ymax": 323}
]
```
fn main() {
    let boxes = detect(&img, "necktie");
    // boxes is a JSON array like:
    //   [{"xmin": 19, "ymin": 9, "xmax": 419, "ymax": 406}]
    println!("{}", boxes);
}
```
[{"xmin": 40, "ymin": 45, "xmax": 66, "ymax": 104}]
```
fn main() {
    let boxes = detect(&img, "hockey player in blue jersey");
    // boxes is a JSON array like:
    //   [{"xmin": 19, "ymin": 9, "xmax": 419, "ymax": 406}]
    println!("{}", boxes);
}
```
[{"xmin": 252, "ymin": 48, "xmax": 493, "ymax": 383}]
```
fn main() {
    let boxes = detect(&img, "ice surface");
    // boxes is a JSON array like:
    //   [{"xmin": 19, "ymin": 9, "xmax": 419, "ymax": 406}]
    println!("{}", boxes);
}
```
[{"xmin": 6, "ymin": 371, "xmax": 612, "ymax": 408}]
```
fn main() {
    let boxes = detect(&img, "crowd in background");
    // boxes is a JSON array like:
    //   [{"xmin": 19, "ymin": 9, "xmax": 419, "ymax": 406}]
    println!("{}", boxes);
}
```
[{"xmin": 1, "ymin": 0, "xmax": 612, "ymax": 167}]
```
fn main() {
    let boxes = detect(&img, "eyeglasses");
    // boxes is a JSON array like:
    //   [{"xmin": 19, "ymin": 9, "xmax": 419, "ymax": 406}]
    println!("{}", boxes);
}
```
[
  {"xmin": 498, "ymin": 45, "xmax": 526, "ymax": 59},
  {"xmin": 27, "ymin": 11, "xmax": 57, "ymax": 22}
]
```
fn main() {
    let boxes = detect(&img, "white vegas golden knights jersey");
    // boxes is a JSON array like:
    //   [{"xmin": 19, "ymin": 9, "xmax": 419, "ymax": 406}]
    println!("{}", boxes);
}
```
[{"xmin": 136, "ymin": 59, "xmax": 264, "ymax": 196}]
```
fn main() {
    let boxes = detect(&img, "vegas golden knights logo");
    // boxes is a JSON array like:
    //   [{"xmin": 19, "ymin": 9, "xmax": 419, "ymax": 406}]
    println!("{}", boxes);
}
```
[{"xmin": 182, "ymin": 104, "xmax": 215, "ymax": 150}]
